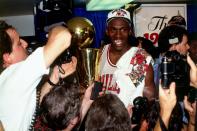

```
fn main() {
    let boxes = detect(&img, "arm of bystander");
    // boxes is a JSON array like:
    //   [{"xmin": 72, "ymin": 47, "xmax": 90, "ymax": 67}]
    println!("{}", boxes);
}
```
[
  {"xmin": 183, "ymin": 96, "xmax": 196, "ymax": 131},
  {"xmin": 154, "ymin": 82, "xmax": 177, "ymax": 131},
  {"xmin": 39, "ymin": 56, "xmax": 77, "ymax": 104},
  {"xmin": 187, "ymin": 54, "xmax": 197, "ymax": 88}
]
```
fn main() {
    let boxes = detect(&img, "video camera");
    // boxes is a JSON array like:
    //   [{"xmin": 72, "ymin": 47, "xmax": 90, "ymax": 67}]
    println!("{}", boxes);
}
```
[{"xmin": 160, "ymin": 50, "xmax": 190, "ymax": 101}]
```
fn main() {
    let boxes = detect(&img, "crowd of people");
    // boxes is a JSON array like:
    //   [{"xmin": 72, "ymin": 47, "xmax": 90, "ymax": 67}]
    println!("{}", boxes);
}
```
[{"xmin": 0, "ymin": 8, "xmax": 196, "ymax": 131}]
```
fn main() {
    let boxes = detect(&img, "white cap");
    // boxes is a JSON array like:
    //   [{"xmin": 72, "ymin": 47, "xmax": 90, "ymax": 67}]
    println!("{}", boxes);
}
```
[{"xmin": 107, "ymin": 9, "xmax": 132, "ymax": 24}]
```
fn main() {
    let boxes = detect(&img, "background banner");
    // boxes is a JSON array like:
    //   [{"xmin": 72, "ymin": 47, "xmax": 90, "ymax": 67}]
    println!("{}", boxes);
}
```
[{"xmin": 134, "ymin": 4, "xmax": 187, "ymax": 46}]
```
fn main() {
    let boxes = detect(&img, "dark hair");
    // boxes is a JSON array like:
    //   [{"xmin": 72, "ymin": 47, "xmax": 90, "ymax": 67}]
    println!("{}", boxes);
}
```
[
  {"xmin": 0, "ymin": 20, "xmax": 13, "ymax": 31},
  {"xmin": 142, "ymin": 100, "xmax": 183, "ymax": 131},
  {"xmin": 0, "ymin": 30, "xmax": 12, "ymax": 73},
  {"xmin": 158, "ymin": 25, "xmax": 189, "ymax": 54},
  {"xmin": 85, "ymin": 94, "xmax": 132, "ymax": 131},
  {"xmin": 137, "ymin": 37, "xmax": 159, "ymax": 59},
  {"xmin": 0, "ymin": 20, "xmax": 15, "ymax": 73},
  {"xmin": 40, "ymin": 83, "xmax": 81, "ymax": 130},
  {"xmin": 168, "ymin": 15, "xmax": 186, "ymax": 28}
]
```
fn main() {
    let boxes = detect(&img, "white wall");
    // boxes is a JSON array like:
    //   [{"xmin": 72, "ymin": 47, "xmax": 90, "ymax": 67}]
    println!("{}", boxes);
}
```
[{"xmin": 0, "ymin": 15, "xmax": 35, "ymax": 36}]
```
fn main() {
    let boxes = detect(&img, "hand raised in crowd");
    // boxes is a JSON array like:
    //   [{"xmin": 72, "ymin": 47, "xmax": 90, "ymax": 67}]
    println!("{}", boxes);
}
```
[
  {"xmin": 154, "ymin": 81, "xmax": 177, "ymax": 131},
  {"xmin": 187, "ymin": 54, "xmax": 197, "ymax": 88},
  {"xmin": 127, "ymin": 104, "xmax": 133, "ymax": 118},
  {"xmin": 183, "ymin": 96, "xmax": 196, "ymax": 131},
  {"xmin": 159, "ymin": 82, "xmax": 177, "ymax": 119},
  {"xmin": 40, "ymin": 56, "xmax": 77, "ymax": 104},
  {"xmin": 80, "ymin": 83, "xmax": 94, "ymax": 121}
]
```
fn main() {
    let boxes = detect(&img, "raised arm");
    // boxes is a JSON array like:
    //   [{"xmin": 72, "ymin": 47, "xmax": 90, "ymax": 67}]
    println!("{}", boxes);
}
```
[
  {"xmin": 39, "ymin": 56, "xmax": 77, "ymax": 104},
  {"xmin": 80, "ymin": 83, "xmax": 94, "ymax": 122},
  {"xmin": 43, "ymin": 26, "xmax": 71, "ymax": 68},
  {"xmin": 154, "ymin": 82, "xmax": 177, "ymax": 131}
]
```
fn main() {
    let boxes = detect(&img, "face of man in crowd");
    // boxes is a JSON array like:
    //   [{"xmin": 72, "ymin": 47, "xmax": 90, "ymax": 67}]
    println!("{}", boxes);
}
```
[
  {"xmin": 106, "ymin": 18, "xmax": 131, "ymax": 52},
  {"xmin": 175, "ymin": 35, "xmax": 190, "ymax": 55},
  {"xmin": 6, "ymin": 28, "xmax": 28, "ymax": 65}
]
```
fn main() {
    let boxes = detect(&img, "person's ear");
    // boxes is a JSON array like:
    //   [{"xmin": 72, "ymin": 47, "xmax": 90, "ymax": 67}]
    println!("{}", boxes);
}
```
[{"xmin": 3, "ymin": 53, "xmax": 11, "ymax": 63}]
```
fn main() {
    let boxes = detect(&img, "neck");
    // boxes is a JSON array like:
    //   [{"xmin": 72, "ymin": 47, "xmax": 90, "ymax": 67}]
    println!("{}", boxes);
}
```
[
  {"xmin": 110, "ymin": 44, "xmax": 131, "ymax": 55},
  {"xmin": 109, "ymin": 45, "xmax": 131, "ymax": 64}
]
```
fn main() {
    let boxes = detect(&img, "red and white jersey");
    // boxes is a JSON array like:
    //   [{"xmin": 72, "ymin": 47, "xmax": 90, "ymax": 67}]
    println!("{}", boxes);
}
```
[{"xmin": 99, "ymin": 44, "xmax": 153, "ymax": 106}]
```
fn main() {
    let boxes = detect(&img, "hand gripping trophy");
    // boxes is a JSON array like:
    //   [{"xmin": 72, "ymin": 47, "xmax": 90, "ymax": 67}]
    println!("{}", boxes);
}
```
[{"xmin": 67, "ymin": 17, "xmax": 100, "ymax": 90}]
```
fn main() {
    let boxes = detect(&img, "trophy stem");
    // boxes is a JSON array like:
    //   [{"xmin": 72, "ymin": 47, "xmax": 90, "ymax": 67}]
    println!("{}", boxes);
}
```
[{"xmin": 78, "ymin": 48, "xmax": 100, "ymax": 88}]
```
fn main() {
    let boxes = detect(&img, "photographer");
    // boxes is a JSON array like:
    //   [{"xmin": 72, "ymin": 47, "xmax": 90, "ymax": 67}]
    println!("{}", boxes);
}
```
[
  {"xmin": 0, "ymin": 21, "xmax": 72, "ymax": 130},
  {"xmin": 158, "ymin": 25, "xmax": 197, "ymax": 89},
  {"xmin": 155, "ymin": 24, "xmax": 191, "ymax": 128},
  {"xmin": 157, "ymin": 25, "xmax": 190, "ymax": 85}
]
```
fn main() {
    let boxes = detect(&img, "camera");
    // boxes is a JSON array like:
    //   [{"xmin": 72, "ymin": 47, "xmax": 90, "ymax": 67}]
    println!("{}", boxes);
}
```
[
  {"xmin": 188, "ymin": 87, "xmax": 197, "ymax": 103},
  {"xmin": 131, "ymin": 96, "xmax": 148, "ymax": 124},
  {"xmin": 160, "ymin": 50, "xmax": 190, "ymax": 101},
  {"xmin": 52, "ymin": 49, "xmax": 72, "ymax": 66}
]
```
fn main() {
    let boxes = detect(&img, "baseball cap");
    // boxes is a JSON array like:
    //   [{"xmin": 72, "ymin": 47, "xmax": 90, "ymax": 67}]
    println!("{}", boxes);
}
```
[{"xmin": 106, "ymin": 9, "xmax": 132, "ymax": 25}]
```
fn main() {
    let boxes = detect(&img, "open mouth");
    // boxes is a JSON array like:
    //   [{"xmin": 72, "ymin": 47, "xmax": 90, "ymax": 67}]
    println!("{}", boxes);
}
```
[{"xmin": 114, "ymin": 40, "xmax": 122, "ymax": 45}]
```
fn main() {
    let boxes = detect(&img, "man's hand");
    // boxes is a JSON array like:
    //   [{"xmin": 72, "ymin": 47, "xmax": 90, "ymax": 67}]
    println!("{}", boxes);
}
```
[
  {"xmin": 80, "ymin": 83, "xmax": 94, "ymax": 121},
  {"xmin": 159, "ymin": 81, "xmax": 177, "ymax": 128},
  {"xmin": 184, "ymin": 96, "xmax": 196, "ymax": 130},
  {"xmin": 83, "ymin": 83, "xmax": 94, "ymax": 105},
  {"xmin": 159, "ymin": 82, "xmax": 177, "ymax": 115},
  {"xmin": 154, "ymin": 81, "xmax": 177, "ymax": 131},
  {"xmin": 44, "ymin": 26, "xmax": 72, "ymax": 68},
  {"xmin": 183, "ymin": 96, "xmax": 196, "ymax": 124}
]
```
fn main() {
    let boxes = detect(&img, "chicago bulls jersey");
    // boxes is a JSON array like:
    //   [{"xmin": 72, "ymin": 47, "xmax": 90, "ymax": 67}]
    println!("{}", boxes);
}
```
[{"xmin": 99, "ymin": 44, "xmax": 153, "ymax": 106}]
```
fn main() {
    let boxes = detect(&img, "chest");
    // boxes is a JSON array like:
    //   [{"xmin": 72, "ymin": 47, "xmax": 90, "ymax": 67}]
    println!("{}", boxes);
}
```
[{"xmin": 108, "ymin": 52, "xmax": 122, "ymax": 65}]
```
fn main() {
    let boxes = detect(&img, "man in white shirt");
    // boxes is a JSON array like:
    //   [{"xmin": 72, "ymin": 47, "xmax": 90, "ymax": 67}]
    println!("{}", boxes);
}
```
[{"xmin": 0, "ymin": 21, "xmax": 72, "ymax": 131}]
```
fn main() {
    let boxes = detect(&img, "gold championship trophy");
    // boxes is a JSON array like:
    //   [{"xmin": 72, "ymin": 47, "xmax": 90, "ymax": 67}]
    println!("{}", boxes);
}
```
[{"xmin": 67, "ymin": 17, "xmax": 100, "ymax": 90}]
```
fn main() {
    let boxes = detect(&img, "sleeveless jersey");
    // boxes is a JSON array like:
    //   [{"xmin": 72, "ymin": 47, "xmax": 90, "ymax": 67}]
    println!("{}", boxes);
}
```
[{"xmin": 99, "ymin": 44, "xmax": 153, "ymax": 106}]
